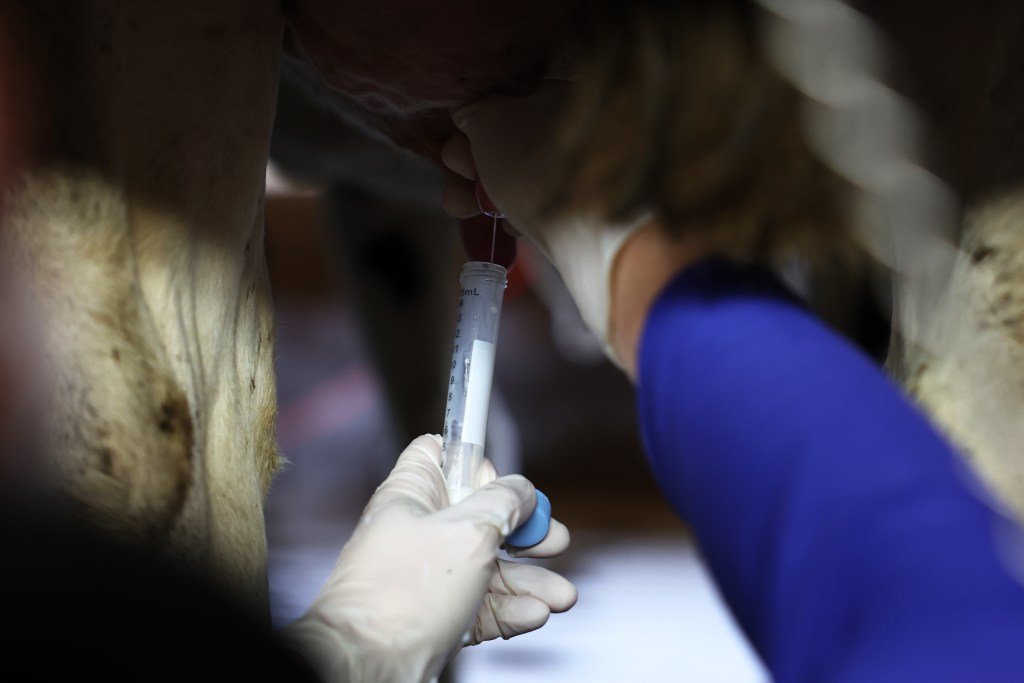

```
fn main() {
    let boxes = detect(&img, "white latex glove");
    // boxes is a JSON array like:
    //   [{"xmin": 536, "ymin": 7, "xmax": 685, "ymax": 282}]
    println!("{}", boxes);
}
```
[
  {"xmin": 281, "ymin": 434, "xmax": 576, "ymax": 683},
  {"xmin": 441, "ymin": 81, "xmax": 651, "ymax": 365}
]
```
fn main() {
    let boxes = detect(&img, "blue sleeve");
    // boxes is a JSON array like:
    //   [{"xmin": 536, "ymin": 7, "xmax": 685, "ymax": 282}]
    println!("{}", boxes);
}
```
[{"xmin": 636, "ymin": 258, "xmax": 1024, "ymax": 683}]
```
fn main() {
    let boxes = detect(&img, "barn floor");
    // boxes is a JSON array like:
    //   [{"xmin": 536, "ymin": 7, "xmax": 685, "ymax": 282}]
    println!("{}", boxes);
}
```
[{"xmin": 263, "ymin": 189, "xmax": 771, "ymax": 682}]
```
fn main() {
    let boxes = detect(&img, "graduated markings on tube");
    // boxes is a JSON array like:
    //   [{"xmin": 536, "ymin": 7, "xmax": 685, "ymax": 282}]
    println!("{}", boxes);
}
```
[{"xmin": 462, "ymin": 340, "xmax": 496, "ymax": 447}]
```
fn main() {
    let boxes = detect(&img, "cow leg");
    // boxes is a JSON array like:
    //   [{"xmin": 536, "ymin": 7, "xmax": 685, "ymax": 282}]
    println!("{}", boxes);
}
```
[
  {"xmin": 323, "ymin": 187, "xmax": 459, "ymax": 472},
  {"xmin": 1, "ymin": 1, "xmax": 285, "ymax": 617}
]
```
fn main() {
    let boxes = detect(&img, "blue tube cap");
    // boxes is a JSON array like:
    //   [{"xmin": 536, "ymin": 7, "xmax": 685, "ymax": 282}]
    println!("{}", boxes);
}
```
[{"xmin": 505, "ymin": 490, "xmax": 551, "ymax": 548}]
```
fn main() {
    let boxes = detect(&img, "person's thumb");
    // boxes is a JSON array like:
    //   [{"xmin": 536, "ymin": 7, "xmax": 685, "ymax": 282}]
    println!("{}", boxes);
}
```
[{"xmin": 362, "ymin": 434, "xmax": 447, "ymax": 516}]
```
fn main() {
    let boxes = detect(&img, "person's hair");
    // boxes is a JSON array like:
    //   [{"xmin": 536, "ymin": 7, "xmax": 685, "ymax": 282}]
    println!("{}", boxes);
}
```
[{"xmin": 542, "ymin": 0, "xmax": 858, "ymax": 266}]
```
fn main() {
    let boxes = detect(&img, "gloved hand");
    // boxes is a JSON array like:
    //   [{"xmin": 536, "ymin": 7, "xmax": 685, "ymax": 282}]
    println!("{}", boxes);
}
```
[
  {"xmin": 440, "ymin": 80, "xmax": 651, "ymax": 366},
  {"xmin": 280, "ymin": 434, "xmax": 576, "ymax": 683}
]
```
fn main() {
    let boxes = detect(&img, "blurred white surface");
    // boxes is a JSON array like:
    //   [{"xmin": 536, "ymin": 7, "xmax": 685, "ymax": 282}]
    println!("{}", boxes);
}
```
[
  {"xmin": 452, "ymin": 535, "xmax": 769, "ymax": 683},
  {"xmin": 269, "ymin": 529, "xmax": 771, "ymax": 683}
]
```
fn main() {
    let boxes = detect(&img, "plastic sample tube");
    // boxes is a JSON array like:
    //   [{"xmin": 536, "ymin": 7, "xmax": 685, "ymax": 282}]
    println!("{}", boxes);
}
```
[{"xmin": 441, "ymin": 261, "xmax": 507, "ymax": 503}]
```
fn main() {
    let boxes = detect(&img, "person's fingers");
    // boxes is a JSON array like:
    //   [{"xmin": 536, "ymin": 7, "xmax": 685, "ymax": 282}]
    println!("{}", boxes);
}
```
[
  {"xmin": 468, "ymin": 460, "xmax": 566, "ymax": 557},
  {"xmin": 473, "ymin": 593, "xmax": 551, "ymax": 642},
  {"xmin": 470, "ymin": 561, "xmax": 579, "ymax": 642},
  {"xmin": 440, "ymin": 132, "xmax": 476, "ymax": 181},
  {"xmin": 490, "ymin": 559, "xmax": 578, "ymax": 613},
  {"xmin": 441, "ymin": 172, "xmax": 482, "ymax": 219},
  {"xmin": 440, "ymin": 474, "xmax": 536, "ymax": 540},
  {"xmin": 507, "ymin": 517, "xmax": 570, "ymax": 558},
  {"xmin": 363, "ymin": 434, "xmax": 447, "ymax": 514}
]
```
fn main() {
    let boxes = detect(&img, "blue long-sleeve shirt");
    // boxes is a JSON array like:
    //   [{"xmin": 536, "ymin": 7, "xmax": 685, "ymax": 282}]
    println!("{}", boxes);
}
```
[{"xmin": 636, "ymin": 259, "xmax": 1024, "ymax": 682}]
